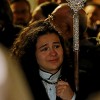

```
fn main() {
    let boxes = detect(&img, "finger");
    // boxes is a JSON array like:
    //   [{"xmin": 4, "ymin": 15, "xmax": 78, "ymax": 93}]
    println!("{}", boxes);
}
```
[
  {"xmin": 56, "ymin": 88, "xmax": 65, "ymax": 96},
  {"xmin": 57, "ymin": 80, "xmax": 69, "ymax": 86},
  {"xmin": 56, "ymin": 85, "xmax": 67, "ymax": 90}
]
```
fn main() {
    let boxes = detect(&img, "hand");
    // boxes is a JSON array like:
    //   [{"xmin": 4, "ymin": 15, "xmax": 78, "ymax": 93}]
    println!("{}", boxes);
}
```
[{"xmin": 56, "ymin": 80, "xmax": 74, "ymax": 100}]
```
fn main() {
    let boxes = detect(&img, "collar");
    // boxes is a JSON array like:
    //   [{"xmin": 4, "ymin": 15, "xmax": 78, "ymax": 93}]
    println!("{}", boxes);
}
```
[{"xmin": 39, "ymin": 69, "xmax": 61, "ymax": 84}]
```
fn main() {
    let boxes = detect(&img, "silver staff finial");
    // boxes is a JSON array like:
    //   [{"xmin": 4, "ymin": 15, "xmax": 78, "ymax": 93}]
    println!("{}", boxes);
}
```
[
  {"xmin": 67, "ymin": 0, "xmax": 86, "ymax": 13},
  {"xmin": 66, "ymin": 0, "xmax": 86, "ymax": 51}
]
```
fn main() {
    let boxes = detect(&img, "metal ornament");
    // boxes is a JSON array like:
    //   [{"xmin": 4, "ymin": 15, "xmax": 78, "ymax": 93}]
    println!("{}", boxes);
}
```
[
  {"xmin": 67, "ymin": 0, "xmax": 86, "ymax": 50},
  {"xmin": 66, "ymin": 0, "xmax": 86, "ymax": 91}
]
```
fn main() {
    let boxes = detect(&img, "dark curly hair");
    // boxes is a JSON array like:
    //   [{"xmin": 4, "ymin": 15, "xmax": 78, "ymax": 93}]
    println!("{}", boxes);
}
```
[{"xmin": 11, "ymin": 20, "xmax": 69, "ymax": 72}]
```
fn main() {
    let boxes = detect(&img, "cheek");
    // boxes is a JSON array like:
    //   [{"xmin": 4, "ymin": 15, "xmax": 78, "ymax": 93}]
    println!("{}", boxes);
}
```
[
  {"xmin": 36, "ymin": 54, "xmax": 47, "ymax": 68},
  {"xmin": 35, "ymin": 52, "xmax": 46, "ymax": 63}
]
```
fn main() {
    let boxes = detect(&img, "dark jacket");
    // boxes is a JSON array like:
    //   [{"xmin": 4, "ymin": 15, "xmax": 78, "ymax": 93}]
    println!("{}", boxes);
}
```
[
  {"xmin": 0, "ymin": 24, "xmax": 22, "ymax": 48},
  {"xmin": 23, "ymin": 63, "xmax": 76, "ymax": 100}
]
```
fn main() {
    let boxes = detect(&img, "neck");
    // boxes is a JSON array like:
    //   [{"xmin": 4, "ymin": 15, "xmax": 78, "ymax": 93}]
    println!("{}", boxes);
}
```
[
  {"xmin": 40, "ymin": 68, "xmax": 59, "ymax": 74},
  {"xmin": 39, "ymin": 68, "xmax": 61, "ymax": 84}
]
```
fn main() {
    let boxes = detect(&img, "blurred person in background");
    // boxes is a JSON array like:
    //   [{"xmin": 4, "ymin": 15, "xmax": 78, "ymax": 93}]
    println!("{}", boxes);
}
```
[
  {"xmin": 9, "ymin": 0, "xmax": 32, "ymax": 27},
  {"xmin": 84, "ymin": 2, "xmax": 100, "ymax": 40},
  {"xmin": 48, "ymin": 3, "xmax": 87, "ymax": 45},
  {"xmin": 0, "ymin": 44, "xmax": 34, "ymax": 100},
  {"xmin": 0, "ymin": 0, "xmax": 22, "ymax": 49},
  {"xmin": 29, "ymin": 1, "xmax": 58, "ymax": 23}
]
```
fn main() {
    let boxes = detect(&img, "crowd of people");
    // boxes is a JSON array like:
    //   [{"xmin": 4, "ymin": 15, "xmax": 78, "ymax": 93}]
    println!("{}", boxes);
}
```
[{"xmin": 0, "ymin": 0, "xmax": 100, "ymax": 100}]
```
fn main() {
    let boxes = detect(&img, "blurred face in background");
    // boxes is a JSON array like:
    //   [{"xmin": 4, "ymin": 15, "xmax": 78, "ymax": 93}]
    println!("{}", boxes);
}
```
[
  {"xmin": 10, "ymin": 1, "xmax": 31, "ymax": 26},
  {"xmin": 84, "ymin": 5, "xmax": 100, "ymax": 29}
]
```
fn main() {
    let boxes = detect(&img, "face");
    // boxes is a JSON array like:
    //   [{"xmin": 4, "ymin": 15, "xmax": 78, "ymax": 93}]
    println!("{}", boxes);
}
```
[
  {"xmin": 85, "ymin": 5, "xmax": 100, "ymax": 28},
  {"xmin": 10, "ymin": 1, "xmax": 31, "ymax": 26},
  {"xmin": 35, "ymin": 33, "xmax": 63, "ymax": 74}
]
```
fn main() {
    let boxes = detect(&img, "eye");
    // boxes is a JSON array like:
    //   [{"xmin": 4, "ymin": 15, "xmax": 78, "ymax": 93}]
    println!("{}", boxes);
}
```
[
  {"xmin": 40, "ymin": 47, "xmax": 49, "ymax": 52},
  {"xmin": 54, "ymin": 44, "xmax": 61, "ymax": 49}
]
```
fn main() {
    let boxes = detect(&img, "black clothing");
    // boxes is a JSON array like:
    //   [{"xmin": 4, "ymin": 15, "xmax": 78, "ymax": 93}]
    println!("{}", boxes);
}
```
[
  {"xmin": 77, "ymin": 45, "xmax": 100, "ymax": 100},
  {"xmin": 66, "ymin": 40, "xmax": 100, "ymax": 100},
  {"xmin": 0, "ymin": 24, "xmax": 22, "ymax": 49},
  {"xmin": 87, "ymin": 27, "xmax": 99, "ymax": 38},
  {"xmin": 21, "ymin": 62, "xmax": 76, "ymax": 100}
]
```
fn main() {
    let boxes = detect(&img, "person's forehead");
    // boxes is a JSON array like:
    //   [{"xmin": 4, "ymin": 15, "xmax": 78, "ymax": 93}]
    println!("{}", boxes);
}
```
[
  {"xmin": 10, "ymin": 3, "xmax": 30, "ymax": 12},
  {"xmin": 37, "ymin": 33, "xmax": 60, "ymax": 44},
  {"xmin": 11, "ymin": 1, "xmax": 29, "ymax": 9}
]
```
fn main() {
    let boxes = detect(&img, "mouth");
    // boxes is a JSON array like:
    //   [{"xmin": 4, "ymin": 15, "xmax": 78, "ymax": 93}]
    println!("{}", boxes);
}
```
[{"xmin": 49, "ymin": 58, "xmax": 59, "ymax": 63}]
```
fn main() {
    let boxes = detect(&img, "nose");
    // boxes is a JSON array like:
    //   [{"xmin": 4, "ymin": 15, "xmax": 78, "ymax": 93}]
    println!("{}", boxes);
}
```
[{"xmin": 50, "ymin": 48, "xmax": 57, "ymax": 56}]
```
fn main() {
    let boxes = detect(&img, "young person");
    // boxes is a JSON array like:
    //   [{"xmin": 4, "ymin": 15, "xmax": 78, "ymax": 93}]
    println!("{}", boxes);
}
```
[{"xmin": 11, "ymin": 20, "xmax": 76, "ymax": 100}]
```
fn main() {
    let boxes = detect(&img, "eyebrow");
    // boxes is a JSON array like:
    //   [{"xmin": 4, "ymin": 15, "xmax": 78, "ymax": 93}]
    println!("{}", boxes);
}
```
[{"xmin": 38, "ymin": 42, "xmax": 61, "ymax": 49}]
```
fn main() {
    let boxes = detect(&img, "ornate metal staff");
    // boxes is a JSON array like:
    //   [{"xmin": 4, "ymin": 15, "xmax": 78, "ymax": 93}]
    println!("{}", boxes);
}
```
[{"xmin": 66, "ymin": 0, "xmax": 86, "ymax": 91}]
